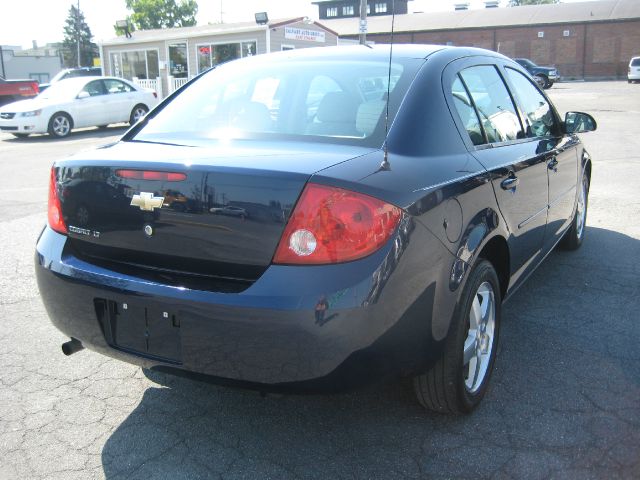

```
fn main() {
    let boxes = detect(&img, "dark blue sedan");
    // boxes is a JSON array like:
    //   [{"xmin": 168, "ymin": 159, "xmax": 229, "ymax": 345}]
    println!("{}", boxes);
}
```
[{"xmin": 36, "ymin": 45, "xmax": 596, "ymax": 413}]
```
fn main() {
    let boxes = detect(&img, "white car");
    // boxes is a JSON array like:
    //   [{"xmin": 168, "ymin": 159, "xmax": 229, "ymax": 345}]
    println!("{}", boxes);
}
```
[
  {"xmin": 0, "ymin": 76, "xmax": 158, "ymax": 138},
  {"xmin": 629, "ymin": 56, "xmax": 640, "ymax": 83}
]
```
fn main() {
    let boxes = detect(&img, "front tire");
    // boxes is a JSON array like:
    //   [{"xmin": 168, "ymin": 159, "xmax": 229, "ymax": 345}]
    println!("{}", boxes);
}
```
[
  {"xmin": 48, "ymin": 112, "xmax": 72, "ymax": 138},
  {"xmin": 560, "ymin": 170, "xmax": 589, "ymax": 250},
  {"xmin": 534, "ymin": 74, "xmax": 548, "ymax": 89},
  {"xmin": 413, "ymin": 260, "xmax": 501, "ymax": 414},
  {"xmin": 129, "ymin": 104, "xmax": 148, "ymax": 125}
]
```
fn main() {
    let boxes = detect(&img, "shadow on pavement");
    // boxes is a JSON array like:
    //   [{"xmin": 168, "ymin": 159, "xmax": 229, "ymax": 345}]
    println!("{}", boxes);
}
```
[
  {"xmin": 101, "ymin": 226, "xmax": 640, "ymax": 479},
  {"xmin": 2, "ymin": 125, "xmax": 128, "ymax": 143}
]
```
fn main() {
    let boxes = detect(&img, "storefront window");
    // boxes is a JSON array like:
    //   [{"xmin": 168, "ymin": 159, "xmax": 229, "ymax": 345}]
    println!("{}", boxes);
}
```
[
  {"xmin": 197, "ymin": 41, "xmax": 257, "ymax": 73},
  {"xmin": 110, "ymin": 50, "xmax": 159, "ymax": 80},
  {"xmin": 169, "ymin": 43, "xmax": 188, "ymax": 78}
]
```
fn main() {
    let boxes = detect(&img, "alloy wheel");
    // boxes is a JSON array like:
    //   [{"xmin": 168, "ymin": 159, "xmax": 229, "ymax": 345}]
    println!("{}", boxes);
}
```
[
  {"xmin": 575, "ymin": 175, "xmax": 588, "ymax": 239},
  {"xmin": 53, "ymin": 115, "xmax": 70, "ymax": 137},
  {"xmin": 463, "ymin": 281, "xmax": 496, "ymax": 393}
]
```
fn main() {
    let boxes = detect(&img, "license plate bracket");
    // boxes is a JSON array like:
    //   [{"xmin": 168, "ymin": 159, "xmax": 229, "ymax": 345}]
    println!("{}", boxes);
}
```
[{"xmin": 96, "ymin": 299, "xmax": 182, "ymax": 363}]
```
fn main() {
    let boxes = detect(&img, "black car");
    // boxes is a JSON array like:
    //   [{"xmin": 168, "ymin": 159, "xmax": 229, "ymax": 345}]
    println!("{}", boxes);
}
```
[
  {"xmin": 39, "ymin": 67, "xmax": 103, "ymax": 92},
  {"xmin": 36, "ymin": 45, "xmax": 596, "ymax": 414},
  {"xmin": 514, "ymin": 58, "xmax": 560, "ymax": 89}
]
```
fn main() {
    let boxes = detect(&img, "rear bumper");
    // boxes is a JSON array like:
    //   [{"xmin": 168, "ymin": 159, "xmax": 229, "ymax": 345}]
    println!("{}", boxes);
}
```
[{"xmin": 35, "ymin": 222, "xmax": 455, "ymax": 390}]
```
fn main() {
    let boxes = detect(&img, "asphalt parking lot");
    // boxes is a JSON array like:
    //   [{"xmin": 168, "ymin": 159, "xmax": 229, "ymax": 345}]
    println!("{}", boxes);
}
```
[{"xmin": 1, "ymin": 81, "xmax": 638, "ymax": 479}]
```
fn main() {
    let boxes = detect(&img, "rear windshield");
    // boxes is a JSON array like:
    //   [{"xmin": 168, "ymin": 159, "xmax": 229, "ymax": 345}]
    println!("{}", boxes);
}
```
[
  {"xmin": 631, "ymin": 58, "xmax": 640, "ymax": 67},
  {"xmin": 131, "ymin": 55, "xmax": 424, "ymax": 148}
]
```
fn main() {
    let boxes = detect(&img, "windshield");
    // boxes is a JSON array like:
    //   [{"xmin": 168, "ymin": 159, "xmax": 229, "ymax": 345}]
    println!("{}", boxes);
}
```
[
  {"xmin": 132, "ymin": 55, "xmax": 423, "ymax": 147},
  {"xmin": 50, "ymin": 70, "xmax": 70, "ymax": 84},
  {"xmin": 37, "ymin": 80, "xmax": 82, "ymax": 100}
]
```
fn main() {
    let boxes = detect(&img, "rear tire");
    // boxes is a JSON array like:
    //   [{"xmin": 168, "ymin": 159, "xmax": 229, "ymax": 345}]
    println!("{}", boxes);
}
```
[
  {"xmin": 560, "ymin": 170, "xmax": 589, "ymax": 250},
  {"xmin": 413, "ymin": 260, "xmax": 501, "ymax": 414},
  {"xmin": 129, "ymin": 104, "xmax": 148, "ymax": 125},
  {"xmin": 48, "ymin": 112, "xmax": 72, "ymax": 138}
]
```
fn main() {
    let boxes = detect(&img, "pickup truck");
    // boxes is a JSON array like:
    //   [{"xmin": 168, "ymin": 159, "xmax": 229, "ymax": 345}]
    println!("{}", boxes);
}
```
[
  {"xmin": 514, "ymin": 58, "xmax": 560, "ymax": 89},
  {"xmin": 0, "ymin": 77, "xmax": 39, "ymax": 107}
]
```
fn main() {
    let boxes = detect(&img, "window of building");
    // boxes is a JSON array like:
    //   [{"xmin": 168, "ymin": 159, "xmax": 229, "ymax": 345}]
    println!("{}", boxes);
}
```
[
  {"xmin": 367, "ymin": 4, "xmax": 370, "ymax": 14},
  {"xmin": 342, "ymin": 5, "xmax": 354, "ymax": 15},
  {"xmin": 197, "ymin": 41, "xmax": 257, "ymax": 74},
  {"xmin": 169, "ymin": 43, "xmax": 188, "ymax": 78},
  {"xmin": 110, "ymin": 50, "xmax": 159, "ymax": 80},
  {"xmin": 459, "ymin": 65, "xmax": 523, "ymax": 143},
  {"xmin": 281, "ymin": 45, "xmax": 295, "ymax": 51},
  {"xmin": 327, "ymin": 7, "xmax": 338, "ymax": 17},
  {"xmin": 375, "ymin": 2, "xmax": 388, "ymax": 13}
]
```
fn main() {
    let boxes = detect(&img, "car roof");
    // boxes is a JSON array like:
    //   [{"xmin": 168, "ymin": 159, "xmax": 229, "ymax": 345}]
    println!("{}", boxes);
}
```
[
  {"xmin": 54, "ymin": 76, "xmax": 133, "ymax": 86},
  {"xmin": 258, "ymin": 44, "xmax": 447, "ymax": 62}
]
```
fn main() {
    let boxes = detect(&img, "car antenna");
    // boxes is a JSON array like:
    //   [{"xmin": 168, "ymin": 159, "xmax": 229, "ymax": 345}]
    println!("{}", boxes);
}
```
[{"xmin": 380, "ymin": 0, "xmax": 396, "ymax": 171}]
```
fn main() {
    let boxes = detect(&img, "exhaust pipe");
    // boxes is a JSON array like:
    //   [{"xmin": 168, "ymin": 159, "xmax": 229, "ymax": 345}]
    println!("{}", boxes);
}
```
[{"xmin": 61, "ymin": 338, "xmax": 84, "ymax": 356}]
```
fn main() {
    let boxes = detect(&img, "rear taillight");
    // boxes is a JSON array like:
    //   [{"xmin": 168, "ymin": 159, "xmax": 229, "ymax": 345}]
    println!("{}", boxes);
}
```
[
  {"xmin": 48, "ymin": 167, "xmax": 67, "ymax": 234},
  {"xmin": 273, "ymin": 183, "xmax": 402, "ymax": 265}
]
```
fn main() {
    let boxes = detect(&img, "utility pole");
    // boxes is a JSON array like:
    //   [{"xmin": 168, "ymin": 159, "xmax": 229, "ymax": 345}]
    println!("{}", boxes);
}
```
[
  {"xmin": 359, "ymin": 0, "xmax": 367, "ymax": 45},
  {"xmin": 76, "ymin": 0, "xmax": 81, "ymax": 67}
]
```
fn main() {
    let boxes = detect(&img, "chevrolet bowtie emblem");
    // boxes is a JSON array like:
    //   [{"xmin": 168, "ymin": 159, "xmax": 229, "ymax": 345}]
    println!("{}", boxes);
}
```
[{"xmin": 130, "ymin": 192, "xmax": 165, "ymax": 211}]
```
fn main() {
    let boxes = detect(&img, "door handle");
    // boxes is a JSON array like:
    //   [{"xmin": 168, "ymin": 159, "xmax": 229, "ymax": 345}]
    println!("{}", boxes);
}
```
[
  {"xmin": 548, "ymin": 157, "xmax": 558, "ymax": 172},
  {"xmin": 500, "ymin": 176, "xmax": 520, "ymax": 191}
]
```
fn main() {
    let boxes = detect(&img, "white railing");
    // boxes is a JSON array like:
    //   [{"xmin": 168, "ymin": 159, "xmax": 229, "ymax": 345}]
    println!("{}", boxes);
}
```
[
  {"xmin": 168, "ymin": 75, "xmax": 190, "ymax": 94},
  {"xmin": 132, "ymin": 77, "xmax": 162, "ymax": 98}
]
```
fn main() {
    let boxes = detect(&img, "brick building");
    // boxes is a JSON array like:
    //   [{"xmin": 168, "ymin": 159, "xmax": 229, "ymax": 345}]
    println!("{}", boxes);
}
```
[{"xmin": 323, "ymin": 0, "xmax": 640, "ymax": 79}]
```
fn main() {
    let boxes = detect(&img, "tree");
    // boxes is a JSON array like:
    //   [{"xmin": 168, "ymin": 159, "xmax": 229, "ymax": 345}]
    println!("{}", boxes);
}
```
[
  {"xmin": 62, "ymin": 4, "xmax": 98, "ymax": 68},
  {"xmin": 509, "ymin": 0, "xmax": 559, "ymax": 5},
  {"xmin": 125, "ymin": 0, "xmax": 198, "ymax": 30}
]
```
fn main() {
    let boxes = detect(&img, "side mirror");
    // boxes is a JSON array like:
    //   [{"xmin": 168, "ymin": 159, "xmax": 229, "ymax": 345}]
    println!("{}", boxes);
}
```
[
  {"xmin": 77, "ymin": 91, "xmax": 90, "ymax": 99},
  {"xmin": 564, "ymin": 111, "xmax": 597, "ymax": 134}
]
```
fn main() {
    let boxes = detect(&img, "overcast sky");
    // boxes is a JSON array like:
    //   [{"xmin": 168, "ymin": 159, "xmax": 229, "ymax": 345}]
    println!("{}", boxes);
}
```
[{"xmin": 1, "ymin": 0, "xmax": 600, "ymax": 49}]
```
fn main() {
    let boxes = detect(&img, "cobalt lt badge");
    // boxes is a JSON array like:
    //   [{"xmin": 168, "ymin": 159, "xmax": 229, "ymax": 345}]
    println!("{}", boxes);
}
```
[{"xmin": 130, "ymin": 192, "xmax": 164, "ymax": 211}]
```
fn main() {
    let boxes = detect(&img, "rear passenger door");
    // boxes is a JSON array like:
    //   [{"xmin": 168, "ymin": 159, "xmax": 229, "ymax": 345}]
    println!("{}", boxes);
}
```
[
  {"xmin": 503, "ymin": 67, "xmax": 579, "ymax": 251},
  {"xmin": 103, "ymin": 79, "xmax": 137, "ymax": 123},
  {"xmin": 446, "ymin": 61, "xmax": 549, "ymax": 289}
]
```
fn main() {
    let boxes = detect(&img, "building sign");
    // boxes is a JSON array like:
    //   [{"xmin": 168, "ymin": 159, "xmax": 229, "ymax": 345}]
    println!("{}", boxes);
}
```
[{"xmin": 284, "ymin": 27, "xmax": 326, "ymax": 43}]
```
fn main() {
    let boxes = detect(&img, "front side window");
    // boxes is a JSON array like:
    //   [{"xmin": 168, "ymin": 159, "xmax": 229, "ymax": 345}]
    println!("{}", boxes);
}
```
[
  {"xmin": 459, "ymin": 65, "xmax": 523, "ymax": 143},
  {"xmin": 81, "ymin": 80, "xmax": 106, "ymax": 97},
  {"xmin": 104, "ymin": 79, "xmax": 134, "ymax": 94},
  {"xmin": 133, "ymin": 57, "xmax": 420, "ymax": 148},
  {"xmin": 505, "ymin": 67, "xmax": 557, "ymax": 138}
]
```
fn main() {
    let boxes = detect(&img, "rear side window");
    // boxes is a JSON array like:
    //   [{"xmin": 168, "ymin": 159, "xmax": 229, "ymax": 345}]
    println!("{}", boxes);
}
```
[
  {"xmin": 505, "ymin": 67, "xmax": 557, "ymax": 138},
  {"xmin": 451, "ymin": 76, "xmax": 485, "ymax": 146},
  {"xmin": 81, "ymin": 80, "xmax": 107, "ymax": 97},
  {"xmin": 459, "ymin": 65, "xmax": 523, "ymax": 143}
]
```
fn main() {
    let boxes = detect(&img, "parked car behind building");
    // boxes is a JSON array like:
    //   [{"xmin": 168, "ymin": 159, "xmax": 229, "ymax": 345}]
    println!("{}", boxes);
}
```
[
  {"xmin": 39, "ymin": 67, "xmax": 103, "ymax": 92},
  {"xmin": 628, "ymin": 56, "xmax": 640, "ymax": 83}
]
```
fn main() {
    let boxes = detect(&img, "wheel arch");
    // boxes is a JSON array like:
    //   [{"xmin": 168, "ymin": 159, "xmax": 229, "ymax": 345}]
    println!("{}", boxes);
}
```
[
  {"xmin": 477, "ymin": 235, "xmax": 510, "ymax": 300},
  {"xmin": 49, "ymin": 111, "xmax": 75, "ymax": 129}
]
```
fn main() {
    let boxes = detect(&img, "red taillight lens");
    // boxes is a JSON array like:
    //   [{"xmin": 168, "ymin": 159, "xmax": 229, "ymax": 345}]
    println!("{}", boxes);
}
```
[
  {"xmin": 115, "ymin": 170, "xmax": 186, "ymax": 181},
  {"xmin": 273, "ymin": 183, "xmax": 402, "ymax": 265},
  {"xmin": 48, "ymin": 167, "xmax": 67, "ymax": 234}
]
